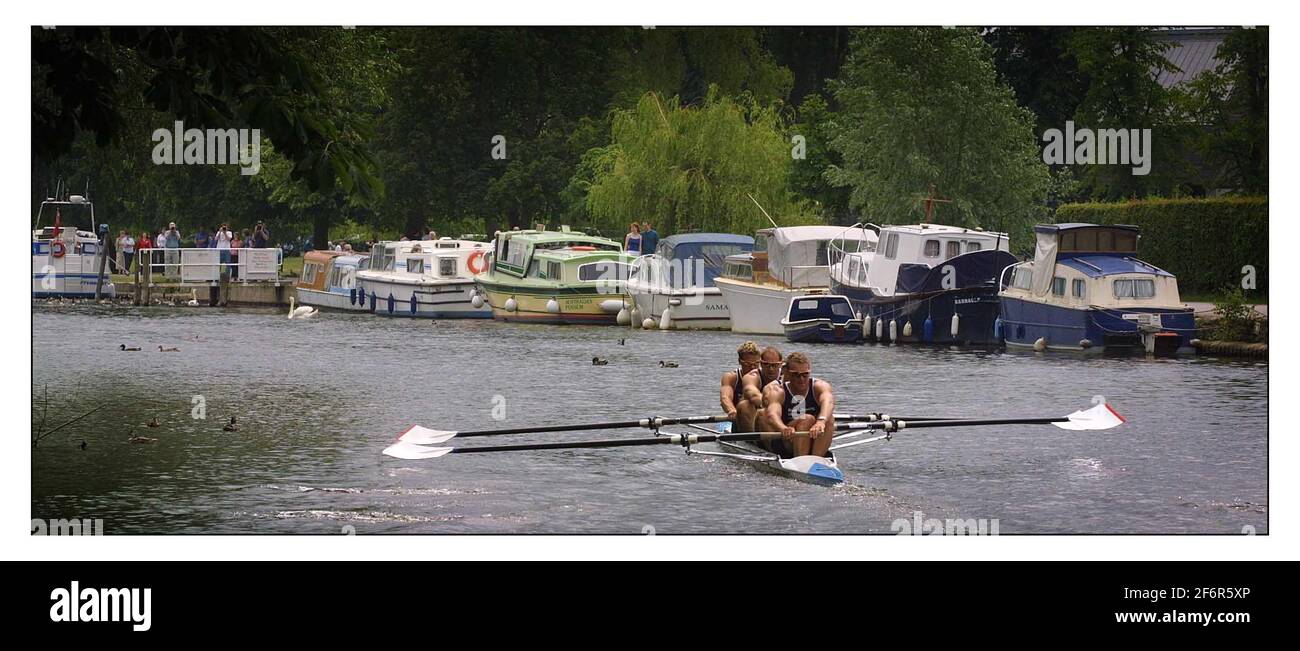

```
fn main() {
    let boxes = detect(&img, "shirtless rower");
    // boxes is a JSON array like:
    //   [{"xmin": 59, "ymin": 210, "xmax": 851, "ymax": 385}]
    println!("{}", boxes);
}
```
[
  {"xmin": 758, "ymin": 351, "xmax": 836, "ymax": 458},
  {"xmin": 739, "ymin": 346, "xmax": 784, "ymax": 446},
  {"xmin": 720, "ymin": 342, "xmax": 763, "ymax": 432}
]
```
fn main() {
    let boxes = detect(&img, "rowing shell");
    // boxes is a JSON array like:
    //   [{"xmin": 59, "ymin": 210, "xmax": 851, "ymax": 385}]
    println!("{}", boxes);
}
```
[{"xmin": 684, "ymin": 422, "xmax": 845, "ymax": 486}]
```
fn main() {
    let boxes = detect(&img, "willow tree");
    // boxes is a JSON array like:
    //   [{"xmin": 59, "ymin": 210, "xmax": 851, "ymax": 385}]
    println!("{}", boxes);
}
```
[
  {"xmin": 582, "ymin": 89, "xmax": 816, "ymax": 237},
  {"xmin": 826, "ymin": 27, "xmax": 1049, "ymax": 244}
]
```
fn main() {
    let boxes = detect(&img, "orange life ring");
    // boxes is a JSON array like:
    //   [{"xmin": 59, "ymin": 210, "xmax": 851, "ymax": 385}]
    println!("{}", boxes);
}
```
[
  {"xmin": 50, "ymin": 240, "xmax": 66, "ymax": 258},
  {"xmin": 467, "ymin": 249, "xmax": 487, "ymax": 275}
]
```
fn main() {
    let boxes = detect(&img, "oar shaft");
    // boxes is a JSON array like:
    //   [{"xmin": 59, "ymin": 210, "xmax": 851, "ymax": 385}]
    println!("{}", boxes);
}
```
[
  {"xmin": 898, "ymin": 417, "xmax": 1065, "ymax": 428},
  {"xmin": 448, "ymin": 431, "xmax": 798, "ymax": 454},
  {"xmin": 453, "ymin": 415, "xmax": 731, "ymax": 439}
]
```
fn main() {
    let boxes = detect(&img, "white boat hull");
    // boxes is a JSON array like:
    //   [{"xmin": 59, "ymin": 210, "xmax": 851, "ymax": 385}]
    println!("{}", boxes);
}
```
[
  {"xmin": 713, "ymin": 278, "xmax": 820, "ymax": 335},
  {"xmin": 627, "ymin": 285, "xmax": 732, "ymax": 330},
  {"xmin": 356, "ymin": 275, "xmax": 491, "ymax": 318},
  {"xmin": 295, "ymin": 287, "xmax": 368, "ymax": 312},
  {"xmin": 31, "ymin": 255, "xmax": 114, "ymax": 298},
  {"xmin": 716, "ymin": 439, "xmax": 844, "ymax": 486}
]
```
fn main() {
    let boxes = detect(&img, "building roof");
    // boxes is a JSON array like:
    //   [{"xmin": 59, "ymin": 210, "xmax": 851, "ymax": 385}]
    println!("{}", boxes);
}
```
[{"xmin": 1151, "ymin": 27, "xmax": 1231, "ymax": 88}]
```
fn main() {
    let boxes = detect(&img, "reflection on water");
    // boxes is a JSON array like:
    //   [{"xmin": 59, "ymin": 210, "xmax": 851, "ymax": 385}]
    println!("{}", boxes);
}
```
[{"xmin": 32, "ymin": 304, "xmax": 1268, "ymax": 534}]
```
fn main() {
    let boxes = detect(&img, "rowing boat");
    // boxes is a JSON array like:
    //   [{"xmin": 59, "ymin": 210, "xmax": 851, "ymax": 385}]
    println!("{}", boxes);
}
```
[
  {"xmin": 381, "ymin": 403, "xmax": 1127, "ymax": 487},
  {"xmin": 678, "ymin": 421, "xmax": 845, "ymax": 485}
]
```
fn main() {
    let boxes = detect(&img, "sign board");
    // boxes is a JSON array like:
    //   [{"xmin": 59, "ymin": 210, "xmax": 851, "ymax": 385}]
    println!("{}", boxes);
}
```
[
  {"xmin": 181, "ymin": 249, "xmax": 220, "ymax": 282},
  {"xmin": 243, "ymin": 248, "xmax": 279, "ymax": 281}
]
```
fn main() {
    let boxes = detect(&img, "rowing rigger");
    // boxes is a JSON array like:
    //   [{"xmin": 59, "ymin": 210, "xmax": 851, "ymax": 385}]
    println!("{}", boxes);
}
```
[{"xmin": 381, "ymin": 403, "xmax": 1127, "ymax": 486}]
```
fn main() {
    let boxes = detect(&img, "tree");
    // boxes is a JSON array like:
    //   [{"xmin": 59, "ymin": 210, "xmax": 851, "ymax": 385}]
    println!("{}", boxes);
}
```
[
  {"xmin": 607, "ymin": 28, "xmax": 793, "ymax": 108},
  {"xmin": 1066, "ymin": 28, "xmax": 1189, "ymax": 199},
  {"xmin": 584, "ymin": 90, "xmax": 817, "ymax": 237},
  {"xmin": 32, "ymin": 27, "xmax": 383, "ymax": 202},
  {"xmin": 826, "ymin": 28, "xmax": 1049, "ymax": 246},
  {"xmin": 983, "ymin": 27, "xmax": 1089, "ymax": 135},
  {"xmin": 1186, "ymin": 27, "xmax": 1268, "ymax": 194},
  {"xmin": 788, "ymin": 93, "xmax": 852, "ymax": 223}
]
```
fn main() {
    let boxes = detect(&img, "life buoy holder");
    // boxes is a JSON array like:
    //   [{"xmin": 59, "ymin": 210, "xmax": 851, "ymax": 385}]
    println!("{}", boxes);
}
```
[
  {"xmin": 50, "ymin": 240, "xmax": 66, "ymax": 258},
  {"xmin": 467, "ymin": 249, "xmax": 487, "ymax": 275}
]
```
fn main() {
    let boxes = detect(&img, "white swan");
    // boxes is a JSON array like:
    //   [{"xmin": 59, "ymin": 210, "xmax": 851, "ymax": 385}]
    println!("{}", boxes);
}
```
[
  {"xmin": 287, "ymin": 296, "xmax": 318, "ymax": 319},
  {"xmin": 187, "ymin": 288, "xmax": 200, "ymax": 307}
]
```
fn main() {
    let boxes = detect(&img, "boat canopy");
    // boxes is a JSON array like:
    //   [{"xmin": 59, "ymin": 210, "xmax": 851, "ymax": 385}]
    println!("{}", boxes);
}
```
[
  {"xmin": 766, "ymin": 225, "xmax": 877, "ymax": 288},
  {"xmin": 785, "ymin": 295, "xmax": 857, "ymax": 324},
  {"xmin": 1031, "ymin": 223, "xmax": 1141, "ymax": 296},
  {"xmin": 656, "ymin": 233, "xmax": 754, "ymax": 285}
]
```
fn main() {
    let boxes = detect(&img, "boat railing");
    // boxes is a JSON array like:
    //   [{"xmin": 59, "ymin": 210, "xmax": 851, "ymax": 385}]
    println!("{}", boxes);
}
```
[{"xmin": 136, "ymin": 247, "xmax": 283, "ymax": 282}]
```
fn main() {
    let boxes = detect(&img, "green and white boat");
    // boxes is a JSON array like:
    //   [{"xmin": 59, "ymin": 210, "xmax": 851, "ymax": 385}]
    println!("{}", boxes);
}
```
[{"xmin": 471, "ymin": 228, "xmax": 637, "ymax": 325}]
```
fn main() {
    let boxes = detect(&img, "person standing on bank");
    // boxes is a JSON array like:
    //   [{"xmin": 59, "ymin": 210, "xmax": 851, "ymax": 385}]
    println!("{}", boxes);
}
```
[
  {"xmin": 214, "ymin": 223, "xmax": 233, "ymax": 275},
  {"xmin": 624, "ymin": 222, "xmax": 642, "ymax": 255},
  {"xmin": 640, "ymin": 222, "xmax": 659, "ymax": 256},
  {"xmin": 120, "ymin": 231, "xmax": 135, "ymax": 274}
]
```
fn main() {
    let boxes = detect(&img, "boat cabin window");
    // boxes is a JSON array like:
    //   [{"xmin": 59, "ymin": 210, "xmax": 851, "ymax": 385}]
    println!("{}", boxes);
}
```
[
  {"xmin": 406, "ymin": 258, "xmax": 425, "ymax": 274},
  {"xmin": 546, "ymin": 261, "xmax": 562, "ymax": 280},
  {"xmin": 1113, "ymin": 278, "xmax": 1156, "ymax": 299},
  {"xmin": 303, "ymin": 262, "xmax": 320, "ymax": 285},
  {"xmin": 1072, "ymin": 278, "xmax": 1086, "ymax": 299},
  {"xmin": 526, "ymin": 260, "xmax": 543, "ymax": 278},
  {"xmin": 724, "ymin": 260, "xmax": 753, "ymax": 281},
  {"xmin": 946, "ymin": 241, "xmax": 962, "ymax": 259},
  {"xmin": 1011, "ymin": 267, "xmax": 1033, "ymax": 290},
  {"xmin": 578, "ymin": 261, "xmax": 630, "ymax": 282},
  {"xmin": 966, "ymin": 241, "xmax": 982, "ymax": 252},
  {"xmin": 1052, "ymin": 277, "xmax": 1066, "ymax": 297},
  {"xmin": 439, "ymin": 257, "xmax": 457, "ymax": 277},
  {"xmin": 884, "ymin": 234, "xmax": 900, "ymax": 259},
  {"xmin": 1059, "ymin": 227, "xmax": 1139, "ymax": 254},
  {"xmin": 506, "ymin": 239, "xmax": 527, "ymax": 267},
  {"xmin": 923, "ymin": 240, "xmax": 940, "ymax": 258},
  {"xmin": 435, "ymin": 241, "xmax": 459, "ymax": 249}
]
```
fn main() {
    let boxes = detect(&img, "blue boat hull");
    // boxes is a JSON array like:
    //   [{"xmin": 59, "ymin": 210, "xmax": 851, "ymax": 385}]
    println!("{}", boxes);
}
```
[
  {"xmin": 833, "ymin": 283, "xmax": 1004, "ymax": 345},
  {"xmin": 999, "ymin": 297, "xmax": 1195, "ymax": 354}
]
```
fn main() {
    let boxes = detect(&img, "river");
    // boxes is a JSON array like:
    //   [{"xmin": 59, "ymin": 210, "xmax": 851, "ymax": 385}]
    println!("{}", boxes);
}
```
[{"xmin": 32, "ymin": 304, "xmax": 1268, "ymax": 534}]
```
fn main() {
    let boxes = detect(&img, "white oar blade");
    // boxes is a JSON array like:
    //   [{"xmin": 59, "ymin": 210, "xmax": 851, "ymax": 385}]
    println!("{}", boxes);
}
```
[
  {"xmin": 1054, "ymin": 403, "xmax": 1126, "ymax": 431},
  {"xmin": 382, "ymin": 441, "xmax": 454, "ymax": 460},
  {"xmin": 396, "ymin": 425, "xmax": 457, "ymax": 445}
]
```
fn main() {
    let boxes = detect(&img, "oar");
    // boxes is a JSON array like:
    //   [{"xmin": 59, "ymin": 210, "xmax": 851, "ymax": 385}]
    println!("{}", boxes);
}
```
[
  {"xmin": 391, "ymin": 414, "xmax": 733, "ymax": 446},
  {"xmin": 834, "ymin": 413, "xmax": 954, "ymax": 422},
  {"xmin": 834, "ymin": 403, "xmax": 1126, "ymax": 434},
  {"xmin": 383, "ymin": 430, "xmax": 807, "ymax": 460}
]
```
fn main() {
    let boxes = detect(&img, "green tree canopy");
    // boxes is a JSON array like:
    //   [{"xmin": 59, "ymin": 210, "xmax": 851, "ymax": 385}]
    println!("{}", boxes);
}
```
[
  {"xmin": 826, "ymin": 27, "xmax": 1049, "ymax": 244},
  {"xmin": 583, "ymin": 89, "xmax": 817, "ymax": 237}
]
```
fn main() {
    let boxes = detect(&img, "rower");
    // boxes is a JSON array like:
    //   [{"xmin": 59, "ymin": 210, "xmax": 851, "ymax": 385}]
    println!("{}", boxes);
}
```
[
  {"xmin": 739, "ymin": 346, "xmax": 784, "ymax": 444},
  {"xmin": 720, "ymin": 342, "xmax": 762, "ymax": 432},
  {"xmin": 758, "ymin": 351, "xmax": 836, "ymax": 458}
]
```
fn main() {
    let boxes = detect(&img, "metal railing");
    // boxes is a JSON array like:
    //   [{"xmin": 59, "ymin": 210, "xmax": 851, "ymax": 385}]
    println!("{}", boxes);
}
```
[{"xmin": 136, "ymin": 247, "xmax": 283, "ymax": 282}]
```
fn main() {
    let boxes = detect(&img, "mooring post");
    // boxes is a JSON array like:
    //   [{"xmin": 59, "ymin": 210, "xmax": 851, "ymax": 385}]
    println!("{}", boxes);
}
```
[
  {"xmin": 142, "ymin": 250, "xmax": 152, "ymax": 305},
  {"xmin": 133, "ymin": 253, "xmax": 142, "ymax": 305},
  {"xmin": 93, "ymin": 223, "xmax": 110, "ymax": 300}
]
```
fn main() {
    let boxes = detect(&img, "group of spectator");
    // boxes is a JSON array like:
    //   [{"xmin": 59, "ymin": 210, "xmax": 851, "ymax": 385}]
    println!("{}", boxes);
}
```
[{"xmin": 114, "ymin": 222, "xmax": 273, "ymax": 278}]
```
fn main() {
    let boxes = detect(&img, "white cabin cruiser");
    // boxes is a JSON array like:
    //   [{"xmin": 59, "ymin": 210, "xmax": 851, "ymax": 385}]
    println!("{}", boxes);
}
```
[
  {"xmin": 713, "ymin": 225, "xmax": 876, "ymax": 335},
  {"xmin": 356, "ymin": 238, "xmax": 492, "ymax": 318},
  {"xmin": 32, "ymin": 193, "xmax": 115, "ymax": 299},
  {"xmin": 626, "ymin": 233, "xmax": 754, "ymax": 330}
]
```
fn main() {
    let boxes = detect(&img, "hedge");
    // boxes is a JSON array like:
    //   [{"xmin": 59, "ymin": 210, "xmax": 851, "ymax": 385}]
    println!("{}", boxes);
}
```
[{"xmin": 1055, "ymin": 197, "xmax": 1268, "ymax": 296}]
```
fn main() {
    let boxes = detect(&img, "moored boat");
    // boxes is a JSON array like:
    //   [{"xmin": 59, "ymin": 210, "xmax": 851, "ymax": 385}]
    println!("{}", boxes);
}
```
[
  {"xmin": 295, "ymin": 250, "xmax": 370, "ymax": 311},
  {"xmin": 713, "ymin": 225, "xmax": 877, "ymax": 335},
  {"xmin": 626, "ymin": 232, "xmax": 753, "ymax": 330},
  {"xmin": 780, "ymin": 295, "xmax": 864, "ymax": 343},
  {"xmin": 829, "ymin": 223, "xmax": 1014, "ymax": 345},
  {"xmin": 32, "ymin": 193, "xmax": 115, "ymax": 299},
  {"xmin": 473, "ymin": 228, "xmax": 636, "ymax": 325},
  {"xmin": 356, "ymin": 238, "xmax": 492, "ymax": 318},
  {"xmin": 998, "ymin": 223, "xmax": 1195, "ymax": 354}
]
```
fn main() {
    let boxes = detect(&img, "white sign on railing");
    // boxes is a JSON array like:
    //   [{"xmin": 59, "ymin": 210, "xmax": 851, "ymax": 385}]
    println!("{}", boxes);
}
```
[
  {"xmin": 243, "ymin": 249, "xmax": 279, "ymax": 280},
  {"xmin": 181, "ymin": 249, "xmax": 220, "ymax": 281}
]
